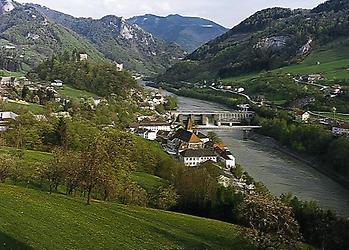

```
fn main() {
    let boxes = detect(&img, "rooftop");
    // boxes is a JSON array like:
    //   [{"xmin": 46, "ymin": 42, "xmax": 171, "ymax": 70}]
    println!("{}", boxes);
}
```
[{"xmin": 172, "ymin": 129, "xmax": 201, "ymax": 143}]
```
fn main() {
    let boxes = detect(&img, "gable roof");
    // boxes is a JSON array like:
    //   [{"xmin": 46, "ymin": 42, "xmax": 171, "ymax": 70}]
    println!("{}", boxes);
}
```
[
  {"xmin": 180, "ymin": 148, "xmax": 217, "ymax": 158},
  {"xmin": 172, "ymin": 128, "xmax": 201, "ymax": 143},
  {"xmin": 0, "ymin": 112, "xmax": 18, "ymax": 120}
]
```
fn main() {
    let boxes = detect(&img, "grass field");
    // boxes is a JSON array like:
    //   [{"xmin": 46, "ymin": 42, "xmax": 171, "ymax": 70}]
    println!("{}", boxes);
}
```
[
  {"xmin": 278, "ymin": 39, "xmax": 349, "ymax": 80},
  {"xmin": 131, "ymin": 172, "xmax": 169, "ymax": 192},
  {"xmin": 3, "ymin": 101, "xmax": 45, "ymax": 114},
  {"xmin": 0, "ymin": 147, "xmax": 53, "ymax": 165},
  {"xmin": 0, "ymin": 184, "xmax": 255, "ymax": 250},
  {"xmin": 58, "ymin": 85, "xmax": 97, "ymax": 99}
]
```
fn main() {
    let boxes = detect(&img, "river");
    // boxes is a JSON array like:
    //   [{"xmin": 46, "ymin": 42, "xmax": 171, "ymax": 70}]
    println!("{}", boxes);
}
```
[{"xmin": 145, "ymin": 84, "xmax": 349, "ymax": 217}]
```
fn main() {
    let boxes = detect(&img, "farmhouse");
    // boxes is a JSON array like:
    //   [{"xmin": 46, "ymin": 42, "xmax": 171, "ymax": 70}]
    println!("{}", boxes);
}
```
[{"xmin": 180, "ymin": 148, "xmax": 217, "ymax": 167}]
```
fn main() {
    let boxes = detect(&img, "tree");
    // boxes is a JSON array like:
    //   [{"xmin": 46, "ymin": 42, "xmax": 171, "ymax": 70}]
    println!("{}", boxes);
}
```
[
  {"xmin": 0, "ymin": 154, "xmax": 15, "ymax": 182},
  {"xmin": 237, "ymin": 195, "xmax": 300, "ymax": 249}
]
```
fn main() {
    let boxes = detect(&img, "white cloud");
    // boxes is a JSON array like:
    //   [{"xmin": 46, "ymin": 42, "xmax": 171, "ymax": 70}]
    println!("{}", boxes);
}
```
[{"xmin": 16, "ymin": 0, "xmax": 325, "ymax": 27}]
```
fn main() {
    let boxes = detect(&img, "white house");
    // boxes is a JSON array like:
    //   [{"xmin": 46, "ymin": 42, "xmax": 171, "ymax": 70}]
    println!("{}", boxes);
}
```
[
  {"xmin": 180, "ymin": 148, "xmax": 217, "ymax": 167},
  {"xmin": 214, "ymin": 145, "xmax": 236, "ymax": 169},
  {"xmin": 0, "ymin": 111, "xmax": 18, "ymax": 132},
  {"xmin": 296, "ymin": 111, "xmax": 311, "ymax": 123},
  {"xmin": 51, "ymin": 80, "xmax": 63, "ymax": 87},
  {"xmin": 137, "ymin": 120, "xmax": 172, "ymax": 132},
  {"xmin": 79, "ymin": 53, "xmax": 88, "ymax": 61},
  {"xmin": 332, "ymin": 124, "xmax": 349, "ymax": 136},
  {"xmin": 135, "ymin": 128, "xmax": 157, "ymax": 141},
  {"xmin": 114, "ymin": 62, "xmax": 124, "ymax": 71}
]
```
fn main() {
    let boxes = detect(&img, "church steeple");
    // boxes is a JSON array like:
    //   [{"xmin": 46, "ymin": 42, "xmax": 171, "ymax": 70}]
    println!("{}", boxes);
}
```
[{"xmin": 185, "ymin": 116, "xmax": 193, "ymax": 132}]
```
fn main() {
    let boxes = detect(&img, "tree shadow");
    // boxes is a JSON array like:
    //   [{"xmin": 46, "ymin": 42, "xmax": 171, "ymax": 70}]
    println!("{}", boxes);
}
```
[{"xmin": 0, "ymin": 232, "xmax": 33, "ymax": 250}]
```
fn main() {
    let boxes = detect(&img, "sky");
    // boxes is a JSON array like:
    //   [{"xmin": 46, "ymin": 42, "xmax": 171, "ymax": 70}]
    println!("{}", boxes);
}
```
[{"xmin": 16, "ymin": 0, "xmax": 326, "ymax": 28}]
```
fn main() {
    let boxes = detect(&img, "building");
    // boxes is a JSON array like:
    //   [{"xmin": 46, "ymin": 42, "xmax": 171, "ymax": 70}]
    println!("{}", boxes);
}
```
[
  {"xmin": 214, "ymin": 144, "xmax": 236, "ymax": 169},
  {"xmin": 332, "ymin": 124, "xmax": 349, "ymax": 136},
  {"xmin": 0, "ymin": 111, "xmax": 18, "ymax": 132},
  {"xmin": 0, "ymin": 77, "xmax": 15, "ymax": 86},
  {"xmin": 196, "ymin": 132, "xmax": 210, "ymax": 144},
  {"xmin": 169, "ymin": 128, "xmax": 204, "ymax": 153},
  {"xmin": 135, "ymin": 128, "xmax": 157, "ymax": 141},
  {"xmin": 51, "ymin": 80, "xmax": 63, "ymax": 87},
  {"xmin": 134, "ymin": 119, "xmax": 172, "ymax": 132},
  {"xmin": 180, "ymin": 148, "xmax": 218, "ymax": 167},
  {"xmin": 296, "ymin": 111, "xmax": 311, "ymax": 123},
  {"xmin": 79, "ymin": 53, "xmax": 88, "ymax": 61},
  {"xmin": 114, "ymin": 62, "xmax": 124, "ymax": 71}
]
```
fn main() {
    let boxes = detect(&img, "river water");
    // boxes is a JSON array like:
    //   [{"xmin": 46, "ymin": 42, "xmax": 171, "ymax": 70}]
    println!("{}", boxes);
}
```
[{"xmin": 145, "ymin": 84, "xmax": 349, "ymax": 217}]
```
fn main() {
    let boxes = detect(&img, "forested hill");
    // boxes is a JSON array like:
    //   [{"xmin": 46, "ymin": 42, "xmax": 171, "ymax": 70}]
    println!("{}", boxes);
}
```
[
  {"xmin": 31, "ymin": 51, "xmax": 137, "ymax": 97},
  {"xmin": 160, "ymin": 0, "xmax": 349, "ymax": 82},
  {"xmin": 30, "ymin": 4, "xmax": 185, "ymax": 75},
  {"xmin": 0, "ymin": 0, "xmax": 105, "ymax": 71},
  {"xmin": 128, "ymin": 14, "xmax": 228, "ymax": 52}
]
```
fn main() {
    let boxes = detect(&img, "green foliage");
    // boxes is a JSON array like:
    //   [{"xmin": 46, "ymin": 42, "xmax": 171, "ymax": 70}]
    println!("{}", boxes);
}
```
[
  {"xmin": 31, "ymin": 51, "xmax": 137, "ymax": 97},
  {"xmin": 257, "ymin": 112, "xmax": 349, "ymax": 177},
  {"xmin": 238, "ymin": 195, "xmax": 300, "ymax": 249},
  {"xmin": 281, "ymin": 193, "xmax": 349, "ymax": 250}
]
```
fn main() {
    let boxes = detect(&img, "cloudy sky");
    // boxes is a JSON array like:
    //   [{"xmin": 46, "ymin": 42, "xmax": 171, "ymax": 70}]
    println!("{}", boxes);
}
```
[{"xmin": 17, "ymin": 0, "xmax": 325, "ymax": 27}]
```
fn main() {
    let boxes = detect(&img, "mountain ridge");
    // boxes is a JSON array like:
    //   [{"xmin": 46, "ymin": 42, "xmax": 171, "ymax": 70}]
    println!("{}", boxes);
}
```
[
  {"xmin": 29, "ymin": 3, "xmax": 185, "ymax": 75},
  {"xmin": 128, "ymin": 14, "xmax": 228, "ymax": 52},
  {"xmin": 160, "ymin": 0, "xmax": 349, "ymax": 82}
]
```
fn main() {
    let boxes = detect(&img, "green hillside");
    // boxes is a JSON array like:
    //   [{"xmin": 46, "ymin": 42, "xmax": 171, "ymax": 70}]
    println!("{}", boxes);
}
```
[
  {"xmin": 0, "ymin": 184, "xmax": 254, "ymax": 250},
  {"xmin": 278, "ymin": 38, "xmax": 349, "ymax": 80},
  {"xmin": 160, "ymin": 0, "xmax": 349, "ymax": 82}
]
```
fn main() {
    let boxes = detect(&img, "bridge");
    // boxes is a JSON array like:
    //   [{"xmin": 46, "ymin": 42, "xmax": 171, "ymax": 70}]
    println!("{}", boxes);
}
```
[{"xmin": 172, "ymin": 110, "xmax": 256, "ymax": 127}]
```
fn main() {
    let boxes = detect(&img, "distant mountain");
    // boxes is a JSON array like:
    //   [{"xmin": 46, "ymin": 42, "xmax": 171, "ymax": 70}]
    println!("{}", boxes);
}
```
[
  {"xmin": 128, "ymin": 14, "xmax": 228, "ymax": 52},
  {"xmin": 31, "ymin": 5, "xmax": 185, "ymax": 75},
  {"xmin": 0, "ymin": 0, "xmax": 105, "ymax": 71},
  {"xmin": 160, "ymin": 0, "xmax": 349, "ymax": 82}
]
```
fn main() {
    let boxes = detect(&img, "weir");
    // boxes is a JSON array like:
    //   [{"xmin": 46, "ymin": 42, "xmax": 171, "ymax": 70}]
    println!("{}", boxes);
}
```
[{"xmin": 172, "ymin": 110, "xmax": 256, "ymax": 127}]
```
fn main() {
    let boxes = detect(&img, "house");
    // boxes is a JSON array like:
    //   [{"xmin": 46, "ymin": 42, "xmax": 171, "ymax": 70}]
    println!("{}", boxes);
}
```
[
  {"xmin": 51, "ymin": 80, "xmax": 63, "ymax": 87},
  {"xmin": 169, "ymin": 128, "xmax": 204, "ymax": 153},
  {"xmin": 156, "ymin": 130, "xmax": 172, "ymax": 144},
  {"xmin": 332, "ymin": 124, "xmax": 349, "ymax": 136},
  {"xmin": 137, "ymin": 119, "xmax": 172, "ymax": 132},
  {"xmin": 135, "ymin": 128, "xmax": 157, "ymax": 141},
  {"xmin": 180, "ymin": 148, "xmax": 218, "ymax": 167},
  {"xmin": 113, "ymin": 62, "xmax": 124, "ymax": 71},
  {"xmin": 79, "ymin": 53, "xmax": 88, "ymax": 61},
  {"xmin": 0, "ymin": 77, "xmax": 15, "ymax": 86},
  {"xmin": 0, "ymin": 111, "xmax": 18, "ymax": 132},
  {"xmin": 296, "ymin": 111, "xmax": 311, "ymax": 123},
  {"xmin": 214, "ymin": 144, "xmax": 236, "ymax": 169}
]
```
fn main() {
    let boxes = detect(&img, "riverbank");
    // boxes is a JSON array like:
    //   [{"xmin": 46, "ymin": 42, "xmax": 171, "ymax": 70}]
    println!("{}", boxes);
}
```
[{"xmin": 249, "ymin": 132, "xmax": 349, "ymax": 190}]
